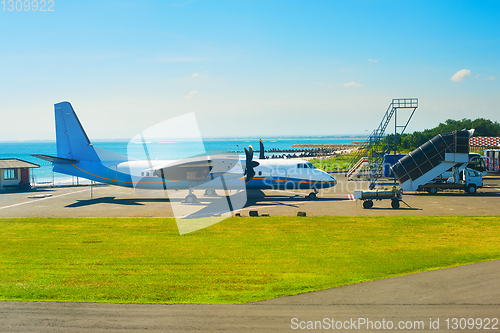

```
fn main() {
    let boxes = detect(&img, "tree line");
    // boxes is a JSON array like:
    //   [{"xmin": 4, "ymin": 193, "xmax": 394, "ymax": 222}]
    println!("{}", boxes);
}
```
[{"xmin": 387, "ymin": 118, "xmax": 500, "ymax": 150}]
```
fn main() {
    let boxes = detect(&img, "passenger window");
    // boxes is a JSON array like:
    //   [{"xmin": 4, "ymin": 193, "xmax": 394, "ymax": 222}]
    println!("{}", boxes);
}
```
[
  {"xmin": 297, "ymin": 164, "xmax": 302, "ymax": 168},
  {"xmin": 258, "ymin": 171, "xmax": 262, "ymax": 176}
]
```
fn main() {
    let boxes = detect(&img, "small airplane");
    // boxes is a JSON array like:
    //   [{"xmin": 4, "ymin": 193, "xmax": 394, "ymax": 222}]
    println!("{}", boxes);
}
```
[{"xmin": 33, "ymin": 102, "xmax": 337, "ymax": 203}]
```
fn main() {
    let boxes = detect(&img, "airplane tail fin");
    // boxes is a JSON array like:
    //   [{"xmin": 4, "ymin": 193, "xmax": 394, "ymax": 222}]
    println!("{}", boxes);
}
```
[{"xmin": 55, "ymin": 102, "xmax": 100, "ymax": 162}]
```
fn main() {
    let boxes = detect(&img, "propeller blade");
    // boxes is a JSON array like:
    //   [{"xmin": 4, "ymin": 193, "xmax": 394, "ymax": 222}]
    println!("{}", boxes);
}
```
[
  {"xmin": 244, "ymin": 147, "xmax": 251, "ymax": 163},
  {"xmin": 244, "ymin": 146, "xmax": 259, "ymax": 184},
  {"xmin": 259, "ymin": 139, "xmax": 265, "ymax": 159}
]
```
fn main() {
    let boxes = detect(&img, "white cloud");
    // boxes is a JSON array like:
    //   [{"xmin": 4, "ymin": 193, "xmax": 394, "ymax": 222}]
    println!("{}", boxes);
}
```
[
  {"xmin": 343, "ymin": 81, "xmax": 363, "ymax": 88},
  {"xmin": 450, "ymin": 69, "xmax": 471, "ymax": 82},
  {"xmin": 368, "ymin": 59, "xmax": 379, "ymax": 63},
  {"xmin": 185, "ymin": 90, "xmax": 199, "ymax": 99},
  {"xmin": 484, "ymin": 75, "xmax": 497, "ymax": 81},
  {"xmin": 192, "ymin": 73, "xmax": 199, "ymax": 77}
]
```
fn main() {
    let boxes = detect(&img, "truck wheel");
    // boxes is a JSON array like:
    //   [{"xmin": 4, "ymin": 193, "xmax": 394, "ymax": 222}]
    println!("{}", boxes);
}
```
[
  {"xmin": 466, "ymin": 184, "xmax": 477, "ymax": 194},
  {"xmin": 391, "ymin": 200, "xmax": 400, "ymax": 209},
  {"xmin": 428, "ymin": 187, "xmax": 438, "ymax": 195},
  {"xmin": 363, "ymin": 200, "xmax": 373, "ymax": 209}
]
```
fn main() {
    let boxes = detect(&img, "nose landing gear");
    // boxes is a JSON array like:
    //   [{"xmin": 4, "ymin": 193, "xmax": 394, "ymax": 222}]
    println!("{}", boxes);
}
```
[{"xmin": 306, "ymin": 188, "xmax": 318, "ymax": 200}]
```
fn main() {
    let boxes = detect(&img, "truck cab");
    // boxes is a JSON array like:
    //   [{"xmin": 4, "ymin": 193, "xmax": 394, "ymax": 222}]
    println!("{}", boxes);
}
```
[
  {"xmin": 461, "ymin": 168, "xmax": 483, "ymax": 193},
  {"xmin": 420, "ymin": 167, "xmax": 483, "ymax": 194},
  {"xmin": 468, "ymin": 153, "xmax": 487, "ymax": 176}
]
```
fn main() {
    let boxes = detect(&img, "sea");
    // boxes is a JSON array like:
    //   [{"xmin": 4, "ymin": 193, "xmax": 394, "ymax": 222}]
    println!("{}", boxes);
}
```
[{"xmin": 0, "ymin": 137, "xmax": 364, "ymax": 186}]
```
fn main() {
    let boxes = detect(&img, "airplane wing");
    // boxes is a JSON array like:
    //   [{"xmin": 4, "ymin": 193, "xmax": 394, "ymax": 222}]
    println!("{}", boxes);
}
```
[
  {"xmin": 146, "ymin": 155, "xmax": 243, "ymax": 182},
  {"xmin": 146, "ymin": 156, "xmax": 214, "ymax": 181}
]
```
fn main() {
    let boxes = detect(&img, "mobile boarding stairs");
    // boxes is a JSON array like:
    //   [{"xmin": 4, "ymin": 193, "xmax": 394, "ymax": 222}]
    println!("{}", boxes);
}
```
[{"xmin": 354, "ymin": 130, "xmax": 474, "ymax": 209}]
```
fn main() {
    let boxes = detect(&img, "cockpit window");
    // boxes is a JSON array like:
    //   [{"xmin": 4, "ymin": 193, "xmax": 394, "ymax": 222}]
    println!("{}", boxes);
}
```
[
  {"xmin": 297, "ymin": 163, "xmax": 316, "ymax": 169},
  {"xmin": 306, "ymin": 162, "xmax": 316, "ymax": 169}
]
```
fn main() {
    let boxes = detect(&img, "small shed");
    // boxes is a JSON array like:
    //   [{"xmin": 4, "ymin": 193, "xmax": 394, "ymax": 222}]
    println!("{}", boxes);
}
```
[{"xmin": 0, "ymin": 158, "xmax": 40, "ymax": 191}]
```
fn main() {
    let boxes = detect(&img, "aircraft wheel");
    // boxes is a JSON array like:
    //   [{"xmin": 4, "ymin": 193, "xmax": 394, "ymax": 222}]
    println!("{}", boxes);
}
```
[
  {"xmin": 185, "ymin": 194, "xmax": 198, "ymax": 203},
  {"xmin": 427, "ymin": 187, "xmax": 438, "ymax": 195},
  {"xmin": 363, "ymin": 200, "xmax": 373, "ymax": 209},
  {"xmin": 466, "ymin": 184, "xmax": 477, "ymax": 194},
  {"xmin": 391, "ymin": 199, "xmax": 400, "ymax": 209},
  {"xmin": 306, "ymin": 192, "xmax": 317, "ymax": 200},
  {"xmin": 204, "ymin": 189, "xmax": 216, "ymax": 196}
]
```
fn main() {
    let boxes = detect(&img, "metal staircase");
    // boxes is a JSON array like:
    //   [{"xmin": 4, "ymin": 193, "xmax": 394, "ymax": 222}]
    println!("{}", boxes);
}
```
[
  {"xmin": 346, "ymin": 156, "xmax": 368, "ymax": 179},
  {"xmin": 346, "ymin": 98, "xmax": 418, "ymax": 187}
]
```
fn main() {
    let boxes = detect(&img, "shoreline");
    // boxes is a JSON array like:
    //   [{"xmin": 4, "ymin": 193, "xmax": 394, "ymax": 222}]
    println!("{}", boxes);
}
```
[{"xmin": 290, "ymin": 143, "xmax": 363, "ymax": 149}]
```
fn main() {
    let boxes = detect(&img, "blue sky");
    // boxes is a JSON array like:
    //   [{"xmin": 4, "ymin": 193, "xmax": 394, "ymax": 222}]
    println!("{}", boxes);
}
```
[{"xmin": 0, "ymin": 0, "xmax": 499, "ymax": 141}]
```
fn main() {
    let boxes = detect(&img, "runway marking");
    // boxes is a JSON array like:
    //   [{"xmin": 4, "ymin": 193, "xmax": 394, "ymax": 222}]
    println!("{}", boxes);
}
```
[
  {"xmin": 176, "ymin": 194, "xmax": 357, "ymax": 218},
  {"xmin": 238, "ymin": 201, "xmax": 311, "ymax": 212},
  {"xmin": 0, "ymin": 188, "xmax": 90, "ymax": 211},
  {"xmin": 233, "ymin": 196, "xmax": 356, "ymax": 215},
  {"xmin": 484, "ymin": 185, "xmax": 500, "ymax": 191}
]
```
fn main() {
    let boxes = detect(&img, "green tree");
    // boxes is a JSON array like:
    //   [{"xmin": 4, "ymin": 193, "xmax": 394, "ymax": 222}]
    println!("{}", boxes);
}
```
[{"xmin": 398, "ymin": 117, "xmax": 500, "ymax": 150}]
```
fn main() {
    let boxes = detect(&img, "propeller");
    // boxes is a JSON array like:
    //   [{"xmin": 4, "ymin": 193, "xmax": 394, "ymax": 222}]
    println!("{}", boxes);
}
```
[
  {"xmin": 244, "ymin": 145, "xmax": 260, "ymax": 184},
  {"xmin": 259, "ymin": 139, "xmax": 265, "ymax": 159}
]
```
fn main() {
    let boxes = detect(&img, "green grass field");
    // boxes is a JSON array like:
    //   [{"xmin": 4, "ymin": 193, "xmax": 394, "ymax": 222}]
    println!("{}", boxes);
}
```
[
  {"xmin": 310, "ymin": 153, "xmax": 352, "ymax": 172},
  {"xmin": 1, "ymin": 216, "xmax": 499, "ymax": 304}
]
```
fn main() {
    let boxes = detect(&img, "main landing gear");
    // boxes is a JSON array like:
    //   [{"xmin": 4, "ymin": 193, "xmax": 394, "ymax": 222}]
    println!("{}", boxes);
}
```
[
  {"xmin": 185, "ymin": 193, "xmax": 198, "ymax": 203},
  {"xmin": 203, "ymin": 189, "xmax": 217, "ymax": 196},
  {"xmin": 184, "ymin": 181, "xmax": 198, "ymax": 203}
]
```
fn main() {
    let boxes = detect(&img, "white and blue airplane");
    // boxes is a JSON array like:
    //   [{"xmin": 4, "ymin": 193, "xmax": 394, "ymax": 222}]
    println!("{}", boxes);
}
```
[{"xmin": 33, "ymin": 102, "xmax": 337, "ymax": 203}]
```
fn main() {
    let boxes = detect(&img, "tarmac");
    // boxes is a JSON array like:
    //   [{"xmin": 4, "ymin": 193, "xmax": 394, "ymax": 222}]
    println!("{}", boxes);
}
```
[
  {"xmin": 1, "ymin": 173, "xmax": 499, "ymax": 218},
  {"xmin": 1, "ymin": 173, "xmax": 500, "ymax": 331}
]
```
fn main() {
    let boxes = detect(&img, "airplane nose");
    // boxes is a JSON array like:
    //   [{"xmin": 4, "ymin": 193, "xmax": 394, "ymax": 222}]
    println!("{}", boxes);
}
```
[{"xmin": 326, "ymin": 175, "xmax": 337, "ymax": 186}]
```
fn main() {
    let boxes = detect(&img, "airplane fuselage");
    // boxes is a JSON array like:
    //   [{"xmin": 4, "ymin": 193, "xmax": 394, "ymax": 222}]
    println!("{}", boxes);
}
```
[{"xmin": 53, "ymin": 157, "xmax": 337, "ymax": 191}]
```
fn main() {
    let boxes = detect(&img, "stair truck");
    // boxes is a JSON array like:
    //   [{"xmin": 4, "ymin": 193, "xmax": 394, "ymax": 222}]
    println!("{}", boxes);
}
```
[
  {"xmin": 417, "ymin": 167, "xmax": 483, "ymax": 194},
  {"xmin": 355, "ymin": 130, "xmax": 477, "ymax": 208}
]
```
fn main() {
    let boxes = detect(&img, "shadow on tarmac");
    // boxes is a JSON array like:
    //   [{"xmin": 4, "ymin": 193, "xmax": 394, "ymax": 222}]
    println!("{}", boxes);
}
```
[
  {"xmin": 64, "ymin": 190, "xmax": 349, "ymax": 210},
  {"xmin": 65, "ymin": 197, "xmax": 171, "ymax": 207}
]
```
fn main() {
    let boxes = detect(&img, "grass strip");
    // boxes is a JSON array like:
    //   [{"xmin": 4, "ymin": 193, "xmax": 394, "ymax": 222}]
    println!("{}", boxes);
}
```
[{"xmin": 0, "ymin": 216, "xmax": 499, "ymax": 304}]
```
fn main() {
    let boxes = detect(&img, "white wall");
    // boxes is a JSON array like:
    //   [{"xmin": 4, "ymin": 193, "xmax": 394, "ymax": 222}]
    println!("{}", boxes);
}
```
[{"xmin": 0, "ymin": 168, "xmax": 21, "ymax": 189}]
